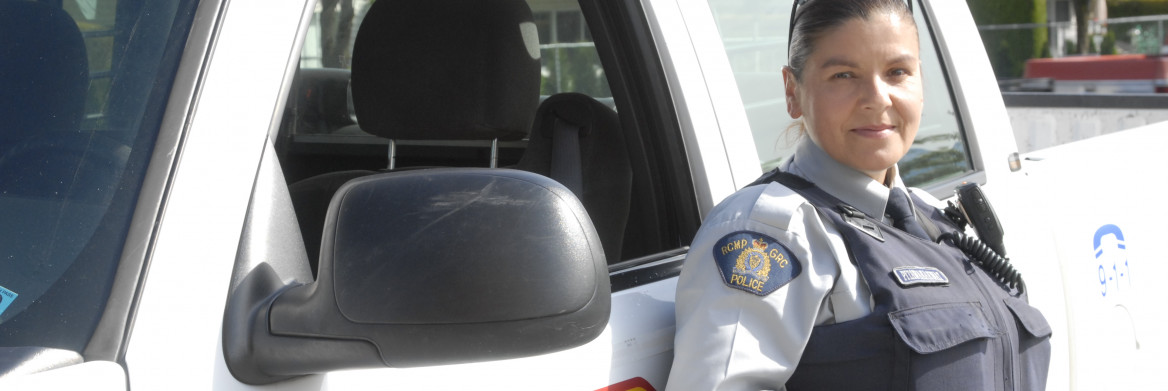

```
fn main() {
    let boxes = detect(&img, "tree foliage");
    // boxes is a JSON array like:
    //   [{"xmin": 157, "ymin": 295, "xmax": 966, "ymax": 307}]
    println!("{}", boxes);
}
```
[
  {"xmin": 1110, "ymin": 0, "xmax": 1168, "ymax": 17},
  {"xmin": 966, "ymin": 0, "xmax": 1047, "ymax": 79}
]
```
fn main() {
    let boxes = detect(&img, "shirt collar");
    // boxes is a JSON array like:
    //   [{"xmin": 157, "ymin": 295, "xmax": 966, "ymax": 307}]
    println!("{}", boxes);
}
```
[{"xmin": 781, "ymin": 137, "xmax": 909, "ymax": 222}]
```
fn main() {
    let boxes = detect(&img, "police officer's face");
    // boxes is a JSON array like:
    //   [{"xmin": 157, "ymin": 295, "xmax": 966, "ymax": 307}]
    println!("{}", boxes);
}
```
[{"xmin": 783, "ymin": 12, "xmax": 923, "ymax": 184}]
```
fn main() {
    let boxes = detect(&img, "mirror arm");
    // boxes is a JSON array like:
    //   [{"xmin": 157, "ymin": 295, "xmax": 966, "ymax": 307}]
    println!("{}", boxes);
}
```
[{"xmin": 222, "ymin": 264, "xmax": 382, "ymax": 385}]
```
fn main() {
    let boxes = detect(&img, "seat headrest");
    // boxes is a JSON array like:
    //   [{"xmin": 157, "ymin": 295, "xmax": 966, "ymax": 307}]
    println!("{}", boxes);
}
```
[
  {"xmin": 0, "ymin": 1, "xmax": 88, "ymax": 144},
  {"xmin": 351, "ymin": 0, "xmax": 541, "ymax": 141}
]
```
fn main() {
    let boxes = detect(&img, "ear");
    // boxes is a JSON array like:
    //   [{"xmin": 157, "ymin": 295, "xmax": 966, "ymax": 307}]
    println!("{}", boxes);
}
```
[{"xmin": 782, "ymin": 66, "xmax": 802, "ymax": 119}]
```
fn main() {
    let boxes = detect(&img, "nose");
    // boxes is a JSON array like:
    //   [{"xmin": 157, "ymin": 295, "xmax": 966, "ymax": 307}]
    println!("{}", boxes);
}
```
[{"xmin": 859, "ymin": 76, "xmax": 893, "ymax": 111}]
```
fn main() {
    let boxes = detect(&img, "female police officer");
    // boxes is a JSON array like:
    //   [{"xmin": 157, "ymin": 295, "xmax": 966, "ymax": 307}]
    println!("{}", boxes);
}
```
[{"xmin": 667, "ymin": 0, "xmax": 1052, "ymax": 390}]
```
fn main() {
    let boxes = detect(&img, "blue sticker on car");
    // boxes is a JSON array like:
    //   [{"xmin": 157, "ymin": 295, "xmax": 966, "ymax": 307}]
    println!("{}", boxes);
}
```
[
  {"xmin": 0, "ymin": 285, "xmax": 17, "ymax": 317},
  {"xmin": 712, "ymin": 231, "xmax": 803, "ymax": 296}
]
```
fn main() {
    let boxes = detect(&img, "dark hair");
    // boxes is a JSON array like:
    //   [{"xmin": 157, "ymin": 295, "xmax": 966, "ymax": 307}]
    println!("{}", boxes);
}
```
[{"xmin": 787, "ymin": 0, "xmax": 916, "ymax": 80}]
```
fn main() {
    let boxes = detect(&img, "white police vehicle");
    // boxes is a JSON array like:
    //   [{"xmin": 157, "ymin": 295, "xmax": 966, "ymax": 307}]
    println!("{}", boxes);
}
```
[{"xmin": 1, "ymin": 0, "xmax": 1166, "ymax": 389}]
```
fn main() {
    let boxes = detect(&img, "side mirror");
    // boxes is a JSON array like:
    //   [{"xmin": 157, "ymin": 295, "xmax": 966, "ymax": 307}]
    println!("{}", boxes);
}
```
[{"xmin": 224, "ymin": 168, "xmax": 610, "ymax": 384}]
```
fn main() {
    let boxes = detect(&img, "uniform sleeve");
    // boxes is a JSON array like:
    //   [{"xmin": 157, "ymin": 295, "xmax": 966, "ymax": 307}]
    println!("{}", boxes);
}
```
[{"xmin": 666, "ymin": 183, "xmax": 842, "ymax": 391}]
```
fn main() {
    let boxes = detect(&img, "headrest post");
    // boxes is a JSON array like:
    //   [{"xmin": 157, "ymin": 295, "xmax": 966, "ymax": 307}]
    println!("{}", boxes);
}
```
[
  {"xmin": 387, "ymin": 140, "xmax": 397, "ymax": 170},
  {"xmin": 490, "ymin": 139, "xmax": 499, "ymax": 168}
]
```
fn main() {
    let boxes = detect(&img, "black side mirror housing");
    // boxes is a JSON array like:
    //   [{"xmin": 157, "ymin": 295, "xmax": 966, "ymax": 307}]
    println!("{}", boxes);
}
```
[{"xmin": 224, "ymin": 168, "xmax": 610, "ymax": 384}]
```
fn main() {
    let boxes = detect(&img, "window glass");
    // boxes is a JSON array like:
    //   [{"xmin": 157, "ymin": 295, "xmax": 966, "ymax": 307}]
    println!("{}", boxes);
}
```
[
  {"xmin": 301, "ymin": 0, "xmax": 612, "ymax": 97},
  {"xmin": 0, "ymin": 0, "xmax": 195, "ymax": 350},
  {"xmin": 530, "ymin": 2, "xmax": 612, "ymax": 98},
  {"xmin": 68, "ymin": 0, "xmax": 118, "ymax": 129},
  {"xmin": 293, "ymin": 0, "xmax": 614, "ymax": 137},
  {"xmin": 706, "ymin": 0, "xmax": 973, "ymax": 187},
  {"xmin": 285, "ymin": 0, "xmax": 676, "ymax": 266},
  {"xmin": 300, "ymin": 0, "xmax": 366, "ymax": 69}
]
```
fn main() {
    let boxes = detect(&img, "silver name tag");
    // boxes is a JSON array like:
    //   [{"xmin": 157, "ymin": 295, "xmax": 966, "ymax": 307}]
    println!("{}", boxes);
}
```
[{"xmin": 893, "ymin": 266, "xmax": 949, "ymax": 287}]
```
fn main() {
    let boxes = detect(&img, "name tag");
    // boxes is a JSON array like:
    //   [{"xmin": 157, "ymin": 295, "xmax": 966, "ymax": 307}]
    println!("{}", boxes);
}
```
[{"xmin": 893, "ymin": 266, "xmax": 949, "ymax": 287}]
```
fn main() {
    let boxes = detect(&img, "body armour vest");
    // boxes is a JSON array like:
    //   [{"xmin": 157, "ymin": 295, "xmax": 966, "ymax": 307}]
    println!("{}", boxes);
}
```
[{"xmin": 760, "ymin": 172, "xmax": 1052, "ymax": 391}]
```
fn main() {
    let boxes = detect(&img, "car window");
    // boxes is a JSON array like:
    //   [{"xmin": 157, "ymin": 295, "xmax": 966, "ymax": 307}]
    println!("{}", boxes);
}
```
[
  {"xmin": 0, "ymin": 0, "xmax": 194, "ymax": 351},
  {"xmin": 529, "ymin": 2, "xmax": 613, "ymax": 99},
  {"xmin": 292, "ymin": 0, "xmax": 613, "ymax": 138},
  {"xmin": 706, "ymin": 0, "xmax": 973, "ymax": 188},
  {"xmin": 280, "ymin": 0, "xmax": 690, "ymax": 269}
]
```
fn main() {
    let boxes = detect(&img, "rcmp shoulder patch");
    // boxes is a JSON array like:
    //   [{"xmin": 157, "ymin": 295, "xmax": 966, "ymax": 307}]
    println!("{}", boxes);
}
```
[{"xmin": 712, "ymin": 231, "xmax": 803, "ymax": 296}]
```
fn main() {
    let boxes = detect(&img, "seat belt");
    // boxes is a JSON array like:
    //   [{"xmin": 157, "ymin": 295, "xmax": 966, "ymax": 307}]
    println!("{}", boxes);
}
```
[{"xmin": 550, "ymin": 115, "xmax": 584, "ymax": 196}]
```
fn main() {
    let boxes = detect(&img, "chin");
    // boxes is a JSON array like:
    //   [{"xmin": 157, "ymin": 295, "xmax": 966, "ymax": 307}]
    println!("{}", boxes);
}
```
[{"xmin": 853, "ymin": 151, "xmax": 903, "ymax": 171}]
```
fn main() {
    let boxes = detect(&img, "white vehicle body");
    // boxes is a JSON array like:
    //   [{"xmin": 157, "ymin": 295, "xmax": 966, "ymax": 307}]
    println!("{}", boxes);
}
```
[{"xmin": 1, "ymin": 0, "xmax": 1165, "ymax": 390}]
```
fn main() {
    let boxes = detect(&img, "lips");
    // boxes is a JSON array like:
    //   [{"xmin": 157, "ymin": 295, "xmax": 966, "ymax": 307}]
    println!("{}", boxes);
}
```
[{"xmin": 851, "ymin": 124, "xmax": 895, "ymax": 138}]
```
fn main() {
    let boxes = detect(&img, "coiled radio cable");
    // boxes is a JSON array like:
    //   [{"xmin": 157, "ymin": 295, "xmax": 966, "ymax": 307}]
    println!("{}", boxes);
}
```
[{"xmin": 938, "ymin": 230, "xmax": 1025, "ymax": 294}]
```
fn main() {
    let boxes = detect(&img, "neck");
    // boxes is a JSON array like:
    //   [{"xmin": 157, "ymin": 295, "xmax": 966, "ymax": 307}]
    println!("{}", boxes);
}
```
[{"xmin": 868, "ymin": 168, "xmax": 891, "ymax": 187}]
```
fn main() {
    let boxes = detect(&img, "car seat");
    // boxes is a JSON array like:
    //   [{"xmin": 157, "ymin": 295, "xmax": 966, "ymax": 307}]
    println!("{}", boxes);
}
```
[
  {"xmin": 515, "ymin": 93, "xmax": 632, "ymax": 263},
  {"xmin": 0, "ymin": 1, "xmax": 88, "ymax": 150},
  {"xmin": 289, "ymin": 0, "xmax": 541, "ymax": 271},
  {"xmin": 0, "ymin": 1, "xmax": 127, "ymax": 205}
]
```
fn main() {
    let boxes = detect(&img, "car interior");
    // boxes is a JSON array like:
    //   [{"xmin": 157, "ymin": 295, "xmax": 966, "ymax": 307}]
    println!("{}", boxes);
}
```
[
  {"xmin": 0, "ymin": 0, "xmax": 196, "ymax": 353},
  {"xmin": 276, "ymin": 0, "xmax": 692, "ymax": 274}
]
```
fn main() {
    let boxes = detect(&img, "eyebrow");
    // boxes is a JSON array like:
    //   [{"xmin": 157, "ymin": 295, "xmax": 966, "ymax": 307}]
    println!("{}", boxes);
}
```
[
  {"xmin": 818, "ymin": 54, "xmax": 919, "ymax": 69},
  {"xmin": 819, "ymin": 57, "xmax": 858, "ymax": 69},
  {"xmin": 886, "ymin": 54, "xmax": 919, "ymax": 65}
]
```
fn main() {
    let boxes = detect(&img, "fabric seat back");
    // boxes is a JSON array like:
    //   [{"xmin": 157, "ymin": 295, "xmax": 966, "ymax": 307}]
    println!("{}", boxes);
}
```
[{"xmin": 516, "ymin": 93, "xmax": 632, "ymax": 263}]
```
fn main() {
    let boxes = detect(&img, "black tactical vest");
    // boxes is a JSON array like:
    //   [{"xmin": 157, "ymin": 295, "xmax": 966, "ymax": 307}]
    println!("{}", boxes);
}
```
[{"xmin": 758, "ymin": 172, "xmax": 1052, "ymax": 391}]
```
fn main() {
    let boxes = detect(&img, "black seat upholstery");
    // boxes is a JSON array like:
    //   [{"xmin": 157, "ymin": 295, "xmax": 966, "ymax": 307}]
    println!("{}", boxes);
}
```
[
  {"xmin": 0, "ymin": 1, "xmax": 88, "ymax": 150},
  {"xmin": 350, "ymin": 0, "xmax": 541, "ymax": 141},
  {"xmin": 515, "ymin": 93, "xmax": 632, "ymax": 263},
  {"xmin": 0, "ymin": 1, "xmax": 116, "ymax": 204},
  {"xmin": 290, "ymin": 0, "xmax": 542, "ymax": 271}
]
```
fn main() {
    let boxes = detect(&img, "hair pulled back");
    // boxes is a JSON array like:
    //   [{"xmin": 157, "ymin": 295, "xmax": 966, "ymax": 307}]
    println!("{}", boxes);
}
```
[{"xmin": 787, "ymin": 0, "xmax": 915, "ymax": 80}]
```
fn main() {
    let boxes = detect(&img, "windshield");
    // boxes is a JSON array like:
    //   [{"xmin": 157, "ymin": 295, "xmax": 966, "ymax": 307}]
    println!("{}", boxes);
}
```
[{"xmin": 0, "ymin": 0, "xmax": 195, "ymax": 351}]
